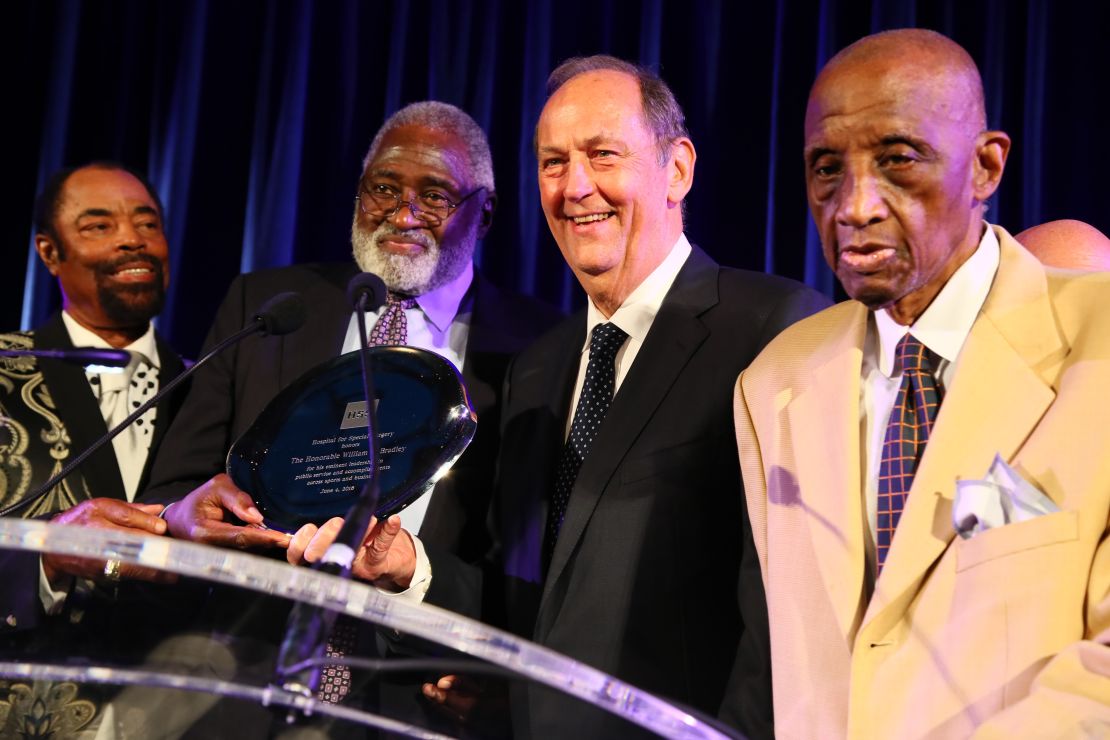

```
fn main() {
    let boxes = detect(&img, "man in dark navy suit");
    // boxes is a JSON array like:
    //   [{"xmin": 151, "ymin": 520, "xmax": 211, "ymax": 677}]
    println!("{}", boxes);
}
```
[{"xmin": 320, "ymin": 58, "xmax": 830, "ymax": 739}]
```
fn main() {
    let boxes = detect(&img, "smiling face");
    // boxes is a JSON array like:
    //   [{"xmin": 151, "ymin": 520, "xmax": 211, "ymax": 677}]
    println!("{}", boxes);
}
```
[
  {"xmin": 35, "ymin": 167, "xmax": 169, "ymax": 345},
  {"xmin": 351, "ymin": 124, "xmax": 493, "ymax": 295},
  {"xmin": 536, "ymin": 69, "xmax": 694, "ymax": 315},
  {"xmin": 804, "ymin": 46, "xmax": 1009, "ymax": 325}
]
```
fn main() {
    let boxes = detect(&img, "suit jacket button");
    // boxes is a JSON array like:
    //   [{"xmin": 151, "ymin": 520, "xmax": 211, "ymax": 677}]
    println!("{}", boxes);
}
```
[{"xmin": 4, "ymin": 614, "xmax": 16, "ymax": 628}]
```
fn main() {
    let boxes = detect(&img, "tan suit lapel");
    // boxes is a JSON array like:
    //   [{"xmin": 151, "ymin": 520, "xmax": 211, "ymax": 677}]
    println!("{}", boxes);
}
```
[
  {"xmin": 862, "ymin": 228, "xmax": 1065, "ymax": 636},
  {"xmin": 785, "ymin": 302, "xmax": 870, "ymax": 644}
]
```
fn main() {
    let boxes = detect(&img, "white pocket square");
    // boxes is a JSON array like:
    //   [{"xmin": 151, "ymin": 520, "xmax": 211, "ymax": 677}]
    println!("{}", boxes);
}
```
[{"xmin": 953, "ymin": 454, "xmax": 1060, "ymax": 539}]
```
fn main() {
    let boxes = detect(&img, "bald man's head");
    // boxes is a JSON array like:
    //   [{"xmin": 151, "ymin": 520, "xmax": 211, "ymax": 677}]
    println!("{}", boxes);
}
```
[
  {"xmin": 1018, "ymin": 220, "xmax": 1110, "ymax": 271},
  {"xmin": 803, "ymin": 28, "xmax": 1010, "ymax": 324},
  {"xmin": 811, "ymin": 29, "xmax": 987, "ymax": 134}
]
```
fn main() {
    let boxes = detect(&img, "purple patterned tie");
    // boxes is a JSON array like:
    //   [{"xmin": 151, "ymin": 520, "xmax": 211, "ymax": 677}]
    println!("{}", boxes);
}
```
[
  {"xmin": 368, "ymin": 292, "xmax": 418, "ymax": 345},
  {"xmin": 876, "ymin": 334, "xmax": 943, "ymax": 573},
  {"xmin": 317, "ymin": 614, "xmax": 359, "ymax": 703}
]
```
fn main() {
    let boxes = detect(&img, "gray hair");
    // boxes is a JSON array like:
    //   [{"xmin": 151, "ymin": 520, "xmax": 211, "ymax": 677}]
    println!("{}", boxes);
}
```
[
  {"xmin": 544, "ymin": 55, "xmax": 689, "ymax": 166},
  {"xmin": 363, "ymin": 101, "xmax": 495, "ymax": 192}
]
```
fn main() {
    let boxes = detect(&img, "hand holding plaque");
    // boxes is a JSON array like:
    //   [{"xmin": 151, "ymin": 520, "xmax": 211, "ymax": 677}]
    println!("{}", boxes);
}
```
[{"xmin": 226, "ymin": 347, "xmax": 477, "ymax": 532}]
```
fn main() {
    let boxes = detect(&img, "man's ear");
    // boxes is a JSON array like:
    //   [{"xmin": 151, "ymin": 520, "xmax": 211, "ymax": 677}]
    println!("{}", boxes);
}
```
[
  {"xmin": 477, "ymin": 193, "xmax": 498, "ymax": 238},
  {"xmin": 34, "ymin": 234, "xmax": 63, "ymax": 276},
  {"xmin": 667, "ymin": 137, "xmax": 696, "ymax": 206},
  {"xmin": 972, "ymin": 130, "xmax": 1010, "ymax": 202}
]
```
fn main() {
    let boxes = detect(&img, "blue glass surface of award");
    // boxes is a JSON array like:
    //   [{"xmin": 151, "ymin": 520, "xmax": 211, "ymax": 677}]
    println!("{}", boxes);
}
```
[{"xmin": 226, "ymin": 347, "xmax": 476, "ymax": 532}]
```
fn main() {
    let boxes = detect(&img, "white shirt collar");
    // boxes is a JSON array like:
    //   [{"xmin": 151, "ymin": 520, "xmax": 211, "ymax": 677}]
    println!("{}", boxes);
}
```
[
  {"xmin": 60, "ymin": 311, "xmax": 160, "ymax": 368},
  {"xmin": 873, "ymin": 223, "xmax": 1000, "ymax": 377},
  {"xmin": 412, "ymin": 262, "xmax": 474, "ymax": 333},
  {"xmin": 582, "ymin": 233, "xmax": 693, "ymax": 350}
]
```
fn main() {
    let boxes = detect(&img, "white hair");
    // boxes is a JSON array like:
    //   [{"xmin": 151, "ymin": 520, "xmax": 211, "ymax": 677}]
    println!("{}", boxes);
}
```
[{"xmin": 362, "ymin": 101, "xmax": 495, "ymax": 192}]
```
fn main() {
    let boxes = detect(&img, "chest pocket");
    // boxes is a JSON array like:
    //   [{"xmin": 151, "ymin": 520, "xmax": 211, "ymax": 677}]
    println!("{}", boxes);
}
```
[{"xmin": 955, "ymin": 510, "xmax": 1079, "ymax": 572}]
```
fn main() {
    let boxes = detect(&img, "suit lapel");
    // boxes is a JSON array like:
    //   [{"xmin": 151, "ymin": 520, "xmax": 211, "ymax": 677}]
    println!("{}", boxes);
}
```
[
  {"xmin": 502, "ymin": 315, "xmax": 582, "ymax": 599},
  {"xmin": 34, "ymin": 314, "xmax": 127, "ymax": 502},
  {"xmin": 785, "ymin": 302, "xmax": 869, "ymax": 644},
  {"xmin": 533, "ymin": 319, "xmax": 583, "ymax": 531},
  {"xmin": 424, "ymin": 277, "xmax": 498, "ymax": 541},
  {"xmin": 541, "ymin": 249, "xmax": 716, "ymax": 610},
  {"xmin": 280, "ymin": 264, "xmax": 357, "ymax": 386},
  {"xmin": 455, "ymin": 276, "xmax": 507, "ymax": 440},
  {"xmin": 862, "ymin": 229, "xmax": 1064, "ymax": 636}
]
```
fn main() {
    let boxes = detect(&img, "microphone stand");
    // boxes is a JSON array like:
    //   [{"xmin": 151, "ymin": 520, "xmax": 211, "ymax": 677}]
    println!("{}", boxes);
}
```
[
  {"xmin": 276, "ymin": 280, "xmax": 385, "ymax": 705},
  {"xmin": 327, "ymin": 291, "xmax": 385, "ymax": 558},
  {"xmin": 0, "ymin": 347, "xmax": 132, "ymax": 368},
  {"xmin": 1, "ymin": 293, "xmax": 306, "ymax": 518}
]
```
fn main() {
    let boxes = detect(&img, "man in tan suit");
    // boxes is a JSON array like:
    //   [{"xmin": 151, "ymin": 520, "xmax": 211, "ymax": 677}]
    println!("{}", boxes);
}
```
[{"xmin": 734, "ymin": 28, "xmax": 1110, "ymax": 738}]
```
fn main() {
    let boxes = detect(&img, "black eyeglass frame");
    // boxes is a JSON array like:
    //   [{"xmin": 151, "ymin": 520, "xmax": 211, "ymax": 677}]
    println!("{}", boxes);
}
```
[{"xmin": 355, "ymin": 184, "xmax": 486, "ymax": 227}]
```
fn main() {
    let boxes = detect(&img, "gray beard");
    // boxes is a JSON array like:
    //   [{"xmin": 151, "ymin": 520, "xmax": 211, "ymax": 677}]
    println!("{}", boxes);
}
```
[{"xmin": 350, "ymin": 214, "xmax": 475, "ymax": 295}]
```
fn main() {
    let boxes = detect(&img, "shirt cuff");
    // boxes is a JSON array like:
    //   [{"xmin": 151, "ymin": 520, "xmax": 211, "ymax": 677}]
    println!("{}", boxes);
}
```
[
  {"xmin": 38, "ymin": 557, "xmax": 73, "ymax": 615},
  {"xmin": 374, "ymin": 534, "xmax": 432, "ymax": 604}
]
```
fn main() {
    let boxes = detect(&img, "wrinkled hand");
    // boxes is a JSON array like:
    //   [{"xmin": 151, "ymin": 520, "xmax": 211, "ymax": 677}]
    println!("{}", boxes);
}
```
[
  {"xmin": 43, "ymin": 498, "xmax": 173, "ymax": 586},
  {"xmin": 163, "ymin": 473, "xmax": 290, "ymax": 550},
  {"xmin": 287, "ymin": 515, "xmax": 416, "ymax": 591}
]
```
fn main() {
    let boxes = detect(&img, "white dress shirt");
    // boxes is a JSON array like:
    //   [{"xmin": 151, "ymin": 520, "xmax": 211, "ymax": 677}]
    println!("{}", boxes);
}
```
[
  {"xmin": 859, "ymin": 224, "xmax": 1000, "ymax": 552},
  {"xmin": 565, "ymin": 234, "xmax": 693, "ymax": 437},
  {"xmin": 340, "ymin": 262, "xmax": 473, "ymax": 376},
  {"xmin": 62, "ymin": 312, "xmax": 161, "ymax": 501}
]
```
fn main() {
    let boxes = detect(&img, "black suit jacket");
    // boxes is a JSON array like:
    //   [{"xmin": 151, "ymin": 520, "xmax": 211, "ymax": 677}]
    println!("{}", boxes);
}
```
[
  {"xmin": 0, "ymin": 312, "xmax": 187, "ymax": 636},
  {"xmin": 429, "ymin": 247, "xmax": 831, "ymax": 739},
  {"xmin": 141, "ymin": 262, "xmax": 561, "ymax": 732}
]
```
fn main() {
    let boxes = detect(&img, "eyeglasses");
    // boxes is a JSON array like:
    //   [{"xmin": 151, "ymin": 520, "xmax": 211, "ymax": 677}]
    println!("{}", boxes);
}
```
[{"xmin": 356, "ymin": 184, "xmax": 485, "ymax": 227}]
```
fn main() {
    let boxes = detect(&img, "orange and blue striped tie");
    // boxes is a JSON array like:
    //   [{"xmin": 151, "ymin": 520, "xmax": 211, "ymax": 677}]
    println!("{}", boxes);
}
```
[{"xmin": 876, "ymin": 334, "xmax": 942, "ymax": 573}]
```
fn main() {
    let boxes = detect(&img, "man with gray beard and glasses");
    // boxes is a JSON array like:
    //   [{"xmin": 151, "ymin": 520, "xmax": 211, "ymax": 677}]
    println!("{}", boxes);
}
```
[{"xmin": 141, "ymin": 101, "xmax": 562, "ymax": 731}]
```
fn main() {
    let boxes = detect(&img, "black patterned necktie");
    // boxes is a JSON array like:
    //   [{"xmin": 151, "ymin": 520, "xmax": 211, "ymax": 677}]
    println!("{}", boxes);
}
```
[
  {"xmin": 367, "ymin": 292, "xmax": 418, "ymax": 345},
  {"xmin": 545, "ymin": 322, "xmax": 628, "ymax": 564},
  {"xmin": 875, "ymin": 334, "xmax": 943, "ymax": 573}
]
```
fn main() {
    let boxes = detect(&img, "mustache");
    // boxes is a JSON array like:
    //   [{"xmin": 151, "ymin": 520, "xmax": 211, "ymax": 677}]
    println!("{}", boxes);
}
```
[
  {"xmin": 94, "ymin": 252, "xmax": 165, "ymax": 279},
  {"xmin": 370, "ymin": 223, "xmax": 437, "ymax": 251}
]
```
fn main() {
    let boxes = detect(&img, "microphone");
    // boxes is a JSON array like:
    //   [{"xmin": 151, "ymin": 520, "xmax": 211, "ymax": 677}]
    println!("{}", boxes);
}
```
[
  {"xmin": 323, "ymin": 273, "xmax": 389, "ymax": 566},
  {"xmin": 0, "ymin": 292, "xmax": 307, "ymax": 518},
  {"xmin": 253, "ymin": 292, "xmax": 310, "ymax": 336},
  {"xmin": 345, "ymin": 272, "xmax": 387, "ymax": 314},
  {"xmin": 0, "ymin": 347, "xmax": 133, "ymax": 369},
  {"xmin": 275, "ymin": 273, "xmax": 388, "ymax": 698}
]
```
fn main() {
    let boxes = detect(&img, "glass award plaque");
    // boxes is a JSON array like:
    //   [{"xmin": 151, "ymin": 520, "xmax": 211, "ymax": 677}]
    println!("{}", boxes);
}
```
[{"xmin": 226, "ymin": 347, "xmax": 476, "ymax": 532}]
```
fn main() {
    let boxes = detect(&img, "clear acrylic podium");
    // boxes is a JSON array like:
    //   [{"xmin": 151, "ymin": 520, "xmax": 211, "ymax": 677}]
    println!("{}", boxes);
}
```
[{"xmin": 0, "ymin": 519, "xmax": 740, "ymax": 739}]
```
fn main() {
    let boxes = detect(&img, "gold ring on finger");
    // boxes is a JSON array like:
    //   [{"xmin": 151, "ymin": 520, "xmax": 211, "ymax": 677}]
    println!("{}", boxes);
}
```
[{"xmin": 102, "ymin": 559, "xmax": 123, "ymax": 582}]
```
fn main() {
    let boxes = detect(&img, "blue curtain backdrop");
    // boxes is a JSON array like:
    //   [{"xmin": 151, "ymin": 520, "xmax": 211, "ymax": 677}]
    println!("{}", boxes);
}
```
[{"xmin": 9, "ymin": 0, "xmax": 1110, "ymax": 358}]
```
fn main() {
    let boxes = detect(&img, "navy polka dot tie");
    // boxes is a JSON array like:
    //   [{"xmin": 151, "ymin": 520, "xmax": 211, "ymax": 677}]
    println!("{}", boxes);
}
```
[{"xmin": 545, "ymin": 322, "xmax": 628, "ymax": 565}]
